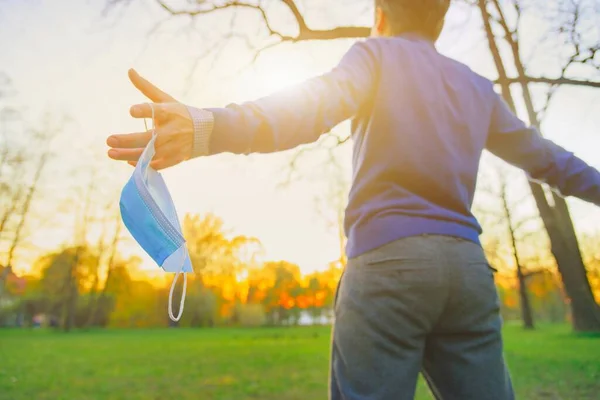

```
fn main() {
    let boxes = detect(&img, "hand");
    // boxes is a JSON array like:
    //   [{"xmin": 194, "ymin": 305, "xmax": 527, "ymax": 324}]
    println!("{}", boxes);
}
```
[{"xmin": 107, "ymin": 69, "xmax": 194, "ymax": 170}]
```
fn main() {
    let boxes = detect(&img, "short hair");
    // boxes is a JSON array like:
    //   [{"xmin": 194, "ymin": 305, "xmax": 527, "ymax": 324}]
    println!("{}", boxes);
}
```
[{"xmin": 375, "ymin": 0, "xmax": 450, "ymax": 39}]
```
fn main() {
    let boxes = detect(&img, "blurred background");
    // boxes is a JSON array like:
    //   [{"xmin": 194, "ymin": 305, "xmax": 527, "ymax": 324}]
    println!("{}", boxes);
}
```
[{"xmin": 0, "ymin": 0, "xmax": 599, "ymax": 399}]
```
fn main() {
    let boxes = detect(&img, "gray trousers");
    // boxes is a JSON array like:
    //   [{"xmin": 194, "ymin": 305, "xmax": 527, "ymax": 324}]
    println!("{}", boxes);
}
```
[{"xmin": 329, "ymin": 235, "xmax": 515, "ymax": 400}]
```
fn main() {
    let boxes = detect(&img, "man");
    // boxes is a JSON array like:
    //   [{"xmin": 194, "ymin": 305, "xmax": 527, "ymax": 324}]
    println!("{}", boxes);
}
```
[{"xmin": 107, "ymin": 1, "xmax": 600, "ymax": 399}]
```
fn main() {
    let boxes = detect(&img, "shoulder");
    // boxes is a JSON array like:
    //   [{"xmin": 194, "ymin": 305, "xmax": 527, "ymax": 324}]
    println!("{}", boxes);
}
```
[
  {"xmin": 344, "ymin": 38, "xmax": 383, "ymax": 59},
  {"xmin": 441, "ymin": 54, "xmax": 496, "ymax": 93},
  {"xmin": 342, "ymin": 37, "xmax": 416, "ymax": 65}
]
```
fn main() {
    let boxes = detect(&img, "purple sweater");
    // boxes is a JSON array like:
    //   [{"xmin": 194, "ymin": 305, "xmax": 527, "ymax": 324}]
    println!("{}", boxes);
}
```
[{"xmin": 200, "ymin": 35, "xmax": 600, "ymax": 258}]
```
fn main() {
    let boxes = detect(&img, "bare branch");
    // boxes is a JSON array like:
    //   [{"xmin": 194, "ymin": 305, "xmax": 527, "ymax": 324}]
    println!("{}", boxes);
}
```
[
  {"xmin": 280, "ymin": 0, "xmax": 308, "ymax": 32},
  {"xmin": 252, "ymin": 40, "xmax": 283, "ymax": 64},
  {"xmin": 498, "ymin": 75, "xmax": 600, "ymax": 89},
  {"xmin": 511, "ymin": 215, "xmax": 539, "ymax": 235},
  {"xmin": 278, "ymin": 145, "xmax": 313, "ymax": 187},
  {"xmin": 122, "ymin": 1, "xmax": 600, "ymax": 91},
  {"xmin": 292, "ymin": 26, "xmax": 371, "ymax": 42},
  {"xmin": 152, "ymin": 0, "xmax": 369, "ymax": 42},
  {"xmin": 538, "ymin": 84, "xmax": 560, "ymax": 121}
]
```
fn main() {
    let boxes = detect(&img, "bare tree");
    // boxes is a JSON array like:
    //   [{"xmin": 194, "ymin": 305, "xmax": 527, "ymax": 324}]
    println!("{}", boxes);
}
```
[
  {"xmin": 0, "ymin": 76, "xmax": 24, "ymax": 240},
  {"xmin": 0, "ymin": 151, "xmax": 26, "ymax": 236},
  {"xmin": 0, "ymin": 82, "xmax": 60, "ymax": 270},
  {"xmin": 87, "ymin": 207, "xmax": 124, "ymax": 328},
  {"xmin": 477, "ymin": 0, "xmax": 600, "ymax": 332},
  {"xmin": 62, "ymin": 170, "xmax": 98, "ymax": 332},
  {"xmin": 478, "ymin": 162, "xmax": 551, "ymax": 329},
  {"xmin": 106, "ymin": 0, "xmax": 600, "ymax": 330},
  {"xmin": 4, "ymin": 129, "xmax": 54, "ymax": 266},
  {"xmin": 107, "ymin": 0, "xmax": 599, "ymax": 88}
]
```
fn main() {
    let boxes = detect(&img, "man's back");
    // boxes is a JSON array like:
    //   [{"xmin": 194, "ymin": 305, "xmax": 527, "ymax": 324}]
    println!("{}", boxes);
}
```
[
  {"xmin": 189, "ymin": 34, "xmax": 598, "ymax": 260},
  {"xmin": 347, "ymin": 35, "xmax": 495, "ymax": 258},
  {"xmin": 343, "ymin": 35, "xmax": 600, "ymax": 259}
]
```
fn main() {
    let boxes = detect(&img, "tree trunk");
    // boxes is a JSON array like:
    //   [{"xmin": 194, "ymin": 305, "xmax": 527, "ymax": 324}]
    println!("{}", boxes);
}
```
[
  {"xmin": 62, "ymin": 173, "xmax": 97, "ymax": 332},
  {"xmin": 87, "ymin": 220, "xmax": 121, "ymax": 328},
  {"xmin": 6, "ymin": 151, "xmax": 48, "ymax": 265},
  {"xmin": 516, "ymin": 264, "xmax": 535, "ymax": 329},
  {"xmin": 479, "ymin": 0, "xmax": 600, "ymax": 332},
  {"xmin": 498, "ymin": 171, "xmax": 535, "ymax": 329},
  {"xmin": 545, "ymin": 197, "xmax": 600, "ymax": 331},
  {"xmin": 488, "ymin": 0, "xmax": 600, "ymax": 332}
]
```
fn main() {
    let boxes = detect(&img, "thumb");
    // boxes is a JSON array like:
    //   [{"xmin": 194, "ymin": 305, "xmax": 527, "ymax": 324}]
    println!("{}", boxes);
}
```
[{"xmin": 128, "ymin": 69, "xmax": 177, "ymax": 103}]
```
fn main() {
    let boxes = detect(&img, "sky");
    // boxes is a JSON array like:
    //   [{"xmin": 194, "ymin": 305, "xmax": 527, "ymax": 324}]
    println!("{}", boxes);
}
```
[{"xmin": 1, "ymin": 0, "xmax": 599, "ymax": 275}]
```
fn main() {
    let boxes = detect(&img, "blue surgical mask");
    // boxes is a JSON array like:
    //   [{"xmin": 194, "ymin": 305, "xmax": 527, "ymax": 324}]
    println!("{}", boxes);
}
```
[{"xmin": 119, "ymin": 105, "xmax": 192, "ymax": 322}]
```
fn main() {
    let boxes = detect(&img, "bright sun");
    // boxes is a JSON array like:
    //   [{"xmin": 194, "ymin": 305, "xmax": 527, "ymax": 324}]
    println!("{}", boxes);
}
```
[
  {"xmin": 261, "ymin": 66, "xmax": 306, "ymax": 93},
  {"xmin": 237, "ymin": 54, "xmax": 314, "ymax": 99}
]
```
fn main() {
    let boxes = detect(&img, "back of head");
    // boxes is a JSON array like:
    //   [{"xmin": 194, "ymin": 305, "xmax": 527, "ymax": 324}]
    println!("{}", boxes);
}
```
[{"xmin": 375, "ymin": 0, "xmax": 451, "ymax": 40}]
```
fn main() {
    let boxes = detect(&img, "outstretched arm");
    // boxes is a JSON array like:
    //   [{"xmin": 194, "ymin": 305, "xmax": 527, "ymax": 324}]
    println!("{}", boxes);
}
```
[
  {"xmin": 486, "ymin": 92, "xmax": 600, "ymax": 206},
  {"xmin": 200, "ymin": 41, "xmax": 377, "ymax": 155},
  {"xmin": 107, "ymin": 41, "xmax": 377, "ymax": 169}
]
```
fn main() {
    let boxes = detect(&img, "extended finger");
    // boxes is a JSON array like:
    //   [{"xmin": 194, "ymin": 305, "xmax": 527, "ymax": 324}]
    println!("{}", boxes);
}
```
[
  {"xmin": 107, "ymin": 147, "xmax": 144, "ymax": 162},
  {"xmin": 129, "ymin": 102, "xmax": 160, "ymax": 119},
  {"xmin": 107, "ymin": 125, "xmax": 174, "ymax": 150},
  {"xmin": 129, "ymin": 69, "xmax": 177, "ymax": 103},
  {"xmin": 107, "ymin": 131, "xmax": 151, "ymax": 149},
  {"xmin": 129, "ymin": 102, "xmax": 179, "ymax": 123}
]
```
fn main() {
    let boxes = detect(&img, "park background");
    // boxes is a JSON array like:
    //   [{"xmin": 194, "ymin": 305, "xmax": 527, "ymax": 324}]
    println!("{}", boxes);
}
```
[{"xmin": 1, "ymin": 0, "xmax": 599, "ymax": 399}]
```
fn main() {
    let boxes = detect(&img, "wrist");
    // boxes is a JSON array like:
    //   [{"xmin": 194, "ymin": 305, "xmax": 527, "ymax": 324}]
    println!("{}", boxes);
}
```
[{"xmin": 186, "ymin": 106, "xmax": 214, "ymax": 158}]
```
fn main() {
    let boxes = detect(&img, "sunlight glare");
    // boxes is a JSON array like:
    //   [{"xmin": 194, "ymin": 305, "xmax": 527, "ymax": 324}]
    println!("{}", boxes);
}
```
[
  {"xmin": 237, "ymin": 54, "xmax": 314, "ymax": 99},
  {"xmin": 262, "ymin": 67, "xmax": 306, "ymax": 93}
]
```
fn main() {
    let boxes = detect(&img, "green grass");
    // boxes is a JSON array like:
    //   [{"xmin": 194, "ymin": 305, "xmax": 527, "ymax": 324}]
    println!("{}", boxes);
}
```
[{"xmin": 0, "ymin": 324, "xmax": 598, "ymax": 400}]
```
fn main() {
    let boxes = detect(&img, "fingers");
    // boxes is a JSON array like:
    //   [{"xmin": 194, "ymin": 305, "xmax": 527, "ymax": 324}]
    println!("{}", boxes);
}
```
[
  {"xmin": 108, "ymin": 125, "xmax": 175, "ymax": 148},
  {"xmin": 129, "ymin": 102, "xmax": 181, "ymax": 123},
  {"xmin": 150, "ymin": 157, "xmax": 184, "ymax": 171},
  {"xmin": 130, "ymin": 103, "xmax": 159, "ymax": 119},
  {"xmin": 117, "ymin": 153, "xmax": 184, "ymax": 171},
  {"xmin": 107, "ymin": 129, "xmax": 184, "ymax": 165},
  {"xmin": 107, "ymin": 147, "xmax": 144, "ymax": 162},
  {"xmin": 128, "ymin": 69, "xmax": 177, "ymax": 103},
  {"xmin": 107, "ymin": 131, "xmax": 152, "ymax": 149}
]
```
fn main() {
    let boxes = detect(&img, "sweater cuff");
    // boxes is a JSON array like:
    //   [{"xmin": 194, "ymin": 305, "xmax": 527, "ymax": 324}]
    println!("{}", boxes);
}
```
[{"xmin": 186, "ymin": 106, "xmax": 214, "ymax": 158}]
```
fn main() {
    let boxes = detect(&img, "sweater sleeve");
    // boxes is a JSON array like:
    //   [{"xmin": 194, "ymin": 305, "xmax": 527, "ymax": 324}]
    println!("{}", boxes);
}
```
[
  {"xmin": 202, "ymin": 41, "xmax": 378, "ymax": 155},
  {"xmin": 486, "ymin": 91, "xmax": 600, "ymax": 206}
]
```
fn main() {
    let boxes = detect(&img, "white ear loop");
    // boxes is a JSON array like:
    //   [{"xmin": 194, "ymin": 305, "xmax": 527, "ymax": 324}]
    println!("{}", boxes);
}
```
[
  {"xmin": 144, "ymin": 102, "xmax": 186, "ymax": 321},
  {"xmin": 144, "ymin": 103, "xmax": 157, "ymax": 138},
  {"xmin": 140, "ymin": 103, "xmax": 187, "ymax": 322},
  {"xmin": 168, "ymin": 249, "xmax": 188, "ymax": 322}
]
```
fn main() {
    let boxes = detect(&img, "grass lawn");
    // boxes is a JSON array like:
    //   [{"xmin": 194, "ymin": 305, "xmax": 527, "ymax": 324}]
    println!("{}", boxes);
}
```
[{"xmin": 1, "ymin": 323, "xmax": 598, "ymax": 399}]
